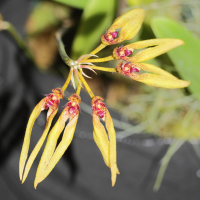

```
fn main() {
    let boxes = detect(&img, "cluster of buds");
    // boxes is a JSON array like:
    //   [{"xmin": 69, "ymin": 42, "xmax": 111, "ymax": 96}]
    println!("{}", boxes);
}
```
[{"xmin": 19, "ymin": 8, "xmax": 190, "ymax": 188}]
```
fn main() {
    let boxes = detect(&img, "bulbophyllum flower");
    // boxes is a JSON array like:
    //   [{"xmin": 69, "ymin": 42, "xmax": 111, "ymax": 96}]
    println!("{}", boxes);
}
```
[
  {"xmin": 101, "ymin": 8, "xmax": 145, "ymax": 45},
  {"xmin": 113, "ymin": 39, "xmax": 190, "ymax": 88},
  {"xmin": 19, "ymin": 88, "xmax": 64, "ymax": 182},
  {"xmin": 33, "ymin": 94, "xmax": 81, "ymax": 188},
  {"xmin": 16, "ymin": 8, "xmax": 191, "ymax": 189},
  {"xmin": 92, "ymin": 96, "xmax": 120, "ymax": 187},
  {"xmin": 117, "ymin": 62, "xmax": 190, "ymax": 88}
]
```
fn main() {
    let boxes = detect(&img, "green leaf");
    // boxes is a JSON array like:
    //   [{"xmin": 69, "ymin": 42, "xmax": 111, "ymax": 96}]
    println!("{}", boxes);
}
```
[
  {"xmin": 51, "ymin": 0, "xmax": 89, "ymax": 9},
  {"xmin": 151, "ymin": 17, "xmax": 200, "ymax": 99},
  {"xmin": 71, "ymin": 0, "xmax": 116, "ymax": 60},
  {"xmin": 26, "ymin": 1, "xmax": 69, "ymax": 35}
]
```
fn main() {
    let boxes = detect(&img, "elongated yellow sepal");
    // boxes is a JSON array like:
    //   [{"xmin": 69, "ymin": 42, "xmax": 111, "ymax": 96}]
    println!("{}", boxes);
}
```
[
  {"xmin": 117, "ymin": 62, "xmax": 190, "ymax": 89},
  {"xmin": 34, "ymin": 109, "xmax": 70, "ymax": 188},
  {"xmin": 92, "ymin": 96, "xmax": 119, "ymax": 187},
  {"xmin": 131, "ymin": 73, "xmax": 190, "ymax": 88},
  {"xmin": 113, "ymin": 38, "xmax": 184, "ymax": 62},
  {"xmin": 34, "ymin": 94, "xmax": 81, "ymax": 189},
  {"xmin": 93, "ymin": 114, "xmax": 110, "ymax": 167},
  {"xmin": 129, "ymin": 39, "xmax": 184, "ymax": 62},
  {"xmin": 135, "ymin": 63, "xmax": 178, "ymax": 80},
  {"xmin": 19, "ymin": 98, "xmax": 46, "ymax": 181},
  {"xmin": 21, "ymin": 105, "xmax": 58, "ymax": 183},
  {"xmin": 34, "ymin": 115, "xmax": 78, "ymax": 188},
  {"xmin": 101, "ymin": 9, "xmax": 145, "ymax": 45},
  {"xmin": 104, "ymin": 110, "xmax": 120, "ymax": 187}
]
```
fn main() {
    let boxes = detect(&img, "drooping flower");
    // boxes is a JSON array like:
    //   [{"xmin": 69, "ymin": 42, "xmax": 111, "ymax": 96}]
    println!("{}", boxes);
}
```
[
  {"xmin": 92, "ymin": 96, "xmax": 120, "ymax": 186},
  {"xmin": 34, "ymin": 94, "xmax": 81, "ymax": 188},
  {"xmin": 19, "ymin": 88, "xmax": 64, "ymax": 182},
  {"xmin": 113, "ymin": 38, "xmax": 190, "ymax": 88}
]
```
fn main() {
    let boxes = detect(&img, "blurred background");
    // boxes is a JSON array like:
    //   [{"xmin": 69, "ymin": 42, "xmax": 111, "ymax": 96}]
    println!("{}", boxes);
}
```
[{"xmin": 1, "ymin": 0, "xmax": 200, "ymax": 199}]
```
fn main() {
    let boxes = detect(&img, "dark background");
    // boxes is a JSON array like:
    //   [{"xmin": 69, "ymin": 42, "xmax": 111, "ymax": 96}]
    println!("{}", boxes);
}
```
[{"xmin": 1, "ymin": 0, "xmax": 200, "ymax": 199}]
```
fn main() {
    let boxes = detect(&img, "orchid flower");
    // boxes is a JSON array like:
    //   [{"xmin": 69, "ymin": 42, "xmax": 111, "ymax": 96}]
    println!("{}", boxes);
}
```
[{"xmin": 18, "ymin": 8, "xmax": 190, "ymax": 188}]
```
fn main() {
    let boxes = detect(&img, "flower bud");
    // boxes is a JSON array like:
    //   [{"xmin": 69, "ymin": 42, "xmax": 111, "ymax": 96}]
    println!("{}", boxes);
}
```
[{"xmin": 101, "ymin": 8, "xmax": 145, "ymax": 45}]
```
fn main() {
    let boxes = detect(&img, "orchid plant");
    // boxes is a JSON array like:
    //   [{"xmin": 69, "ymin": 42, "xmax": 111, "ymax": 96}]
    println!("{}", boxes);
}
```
[{"xmin": 18, "ymin": 8, "xmax": 190, "ymax": 188}]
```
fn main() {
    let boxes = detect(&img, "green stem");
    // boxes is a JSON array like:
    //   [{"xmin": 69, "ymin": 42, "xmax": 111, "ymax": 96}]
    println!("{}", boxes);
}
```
[
  {"xmin": 153, "ymin": 139, "xmax": 185, "ymax": 191},
  {"xmin": 55, "ymin": 30, "xmax": 76, "ymax": 67}
]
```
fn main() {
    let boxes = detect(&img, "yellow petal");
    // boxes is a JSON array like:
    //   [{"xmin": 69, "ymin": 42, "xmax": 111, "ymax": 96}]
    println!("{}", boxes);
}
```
[
  {"xmin": 128, "ymin": 39, "xmax": 184, "ymax": 62},
  {"xmin": 21, "ymin": 105, "xmax": 58, "ymax": 183},
  {"xmin": 104, "ymin": 110, "xmax": 120, "ymax": 187},
  {"xmin": 135, "ymin": 63, "xmax": 178, "ymax": 80},
  {"xmin": 93, "ymin": 113, "xmax": 110, "ymax": 168},
  {"xmin": 19, "ymin": 98, "xmax": 46, "ymax": 181},
  {"xmin": 131, "ymin": 73, "xmax": 190, "ymax": 88},
  {"xmin": 111, "ymin": 8, "xmax": 145, "ymax": 32},
  {"xmin": 34, "ymin": 109, "xmax": 69, "ymax": 188},
  {"xmin": 101, "ymin": 9, "xmax": 145, "ymax": 45},
  {"xmin": 34, "ymin": 115, "xmax": 78, "ymax": 188},
  {"xmin": 119, "ymin": 10, "xmax": 145, "ymax": 41}
]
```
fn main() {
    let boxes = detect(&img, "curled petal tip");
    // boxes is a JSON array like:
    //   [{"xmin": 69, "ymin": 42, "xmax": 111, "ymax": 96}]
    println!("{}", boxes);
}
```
[{"xmin": 82, "ymin": 71, "xmax": 92, "ymax": 79}]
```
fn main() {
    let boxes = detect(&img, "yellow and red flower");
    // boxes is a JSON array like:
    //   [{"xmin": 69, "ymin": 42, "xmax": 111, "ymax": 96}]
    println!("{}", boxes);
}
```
[
  {"xmin": 92, "ymin": 96, "xmax": 120, "ymax": 186},
  {"xmin": 19, "ymin": 8, "xmax": 190, "ymax": 188}
]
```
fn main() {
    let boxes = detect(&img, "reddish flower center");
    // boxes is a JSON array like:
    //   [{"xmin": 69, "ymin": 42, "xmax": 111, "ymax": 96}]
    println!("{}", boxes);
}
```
[
  {"xmin": 103, "ymin": 31, "xmax": 118, "ymax": 42},
  {"xmin": 45, "ymin": 94, "xmax": 60, "ymax": 109},
  {"xmin": 120, "ymin": 63, "xmax": 140, "ymax": 75},
  {"xmin": 92, "ymin": 100, "xmax": 106, "ymax": 119},
  {"xmin": 116, "ymin": 46, "xmax": 133, "ymax": 58},
  {"xmin": 66, "ymin": 101, "xmax": 80, "ymax": 116}
]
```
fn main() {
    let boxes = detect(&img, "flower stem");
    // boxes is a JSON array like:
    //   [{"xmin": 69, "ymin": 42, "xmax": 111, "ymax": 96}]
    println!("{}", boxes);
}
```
[
  {"xmin": 62, "ymin": 69, "xmax": 73, "ymax": 92},
  {"xmin": 90, "ymin": 43, "xmax": 107, "ymax": 55},
  {"xmin": 90, "ymin": 66, "xmax": 117, "ymax": 73},
  {"xmin": 81, "ymin": 43, "xmax": 107, "ymax": 62},
  {"xmin": 78, "ymin": 72, "xmax": 94, "ymax": 99},
  {"xmin": 82, "ymin": 55, "xmax": 114, "ymax": 63},
  {"xmin": 153, "ymin": 139, "xmax": 185, "ymax": 191},
  {"xmin": 55, "ymin": 30, "xmax": 77, "ymax": 68},
  {"xmin": 76, "ymin": 84, "xmax": 81, "ymax": 95}
]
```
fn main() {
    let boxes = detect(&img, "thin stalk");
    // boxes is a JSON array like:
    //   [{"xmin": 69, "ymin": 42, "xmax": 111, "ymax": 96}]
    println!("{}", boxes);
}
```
[
  {"xmin": 76, "ymin": 84, "xmax": 81, "ymax": 96},
  {"xmin": 62, "ymin": 69, "xmax": 73, "ymax": 91},
  {"xmin": 81, "ymin": 43, "xmax": 107, "ymax": 62},
  {"xmin": 90, "ymin": 66, "xmax": 117, "ymax": 73},
  {"xmin": 56, "ymin": 31, "xmax": 76, "ymax": 67},
  {"xmin": 90, "ymin": 43, "xmax": 107, "ymax": 55},
  {"xmin": 153, "ymin": 139, "xmax": 185, "ymax": 191},
  {"xmin": 81, "ymin": 55, "xmax": 114, "ymax": 63},
  {"xmin": 78, "ymin": 72, "xmax": 95, "ymax": 99}
]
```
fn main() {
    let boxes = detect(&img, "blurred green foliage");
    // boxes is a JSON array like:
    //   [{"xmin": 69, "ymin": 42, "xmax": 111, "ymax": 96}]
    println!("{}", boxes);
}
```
[
  {"xmin": 71, "ymin": 0, "xmax": 116, "ymax": 59},
  {"xmin": 26, "ymin": 1, "xmax": 69, "ymax": 35},
  {"xmin": 51, "ymin": 0, "xmax": 89, "ymax": 9},
  {"xmin": 151, "ymin": 17, "xmax": 200, "ymax": 100}
]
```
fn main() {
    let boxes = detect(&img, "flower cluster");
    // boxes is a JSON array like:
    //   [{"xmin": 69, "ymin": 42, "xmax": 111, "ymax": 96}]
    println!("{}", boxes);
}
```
[{"xmin": 19, "ymin": 8, "xmax": 190, "ymax": 188}]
